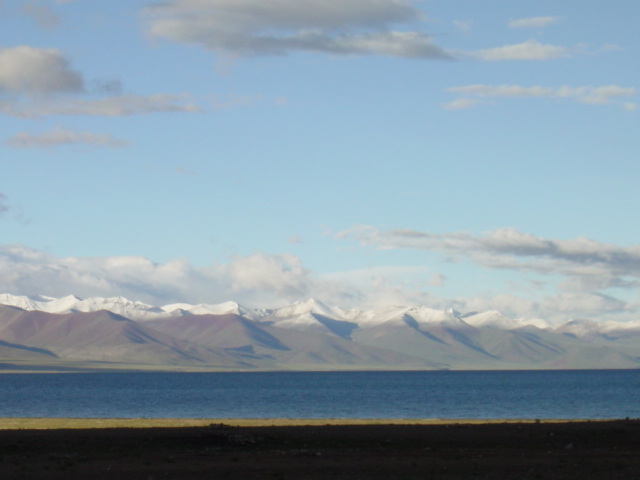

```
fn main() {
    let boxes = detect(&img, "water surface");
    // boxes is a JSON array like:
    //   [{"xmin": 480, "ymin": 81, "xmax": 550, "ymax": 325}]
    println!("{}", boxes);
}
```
[{"xmin": 1, "ymin": 370, "xmax": 638, "ymax": 419}]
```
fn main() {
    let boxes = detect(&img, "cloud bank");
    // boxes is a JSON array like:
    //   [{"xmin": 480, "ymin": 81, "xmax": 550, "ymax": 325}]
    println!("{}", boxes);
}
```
[
  {"xmin": 0, "ymin": 246, "xmax": 350, "ymax": 309},
  {"xmin": 339, "ymin": 225, "xmax": 640, "ymax": 290},
  {"xmin": 337, "ymin": 225, "xmax": 640, "ymax": 322},
  {"xmin": 144, "ymin": 0, "xmax": 452, "ymax": 59},
  {"xmin": 1, "ymin": 234, "xmax": 639, "ymax": 324}
]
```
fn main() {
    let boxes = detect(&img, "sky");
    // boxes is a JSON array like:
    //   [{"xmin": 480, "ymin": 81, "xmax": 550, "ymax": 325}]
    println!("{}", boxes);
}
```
[{"xmin": 0, "ymin": 0, "xmax": 639, "ymax": 323}]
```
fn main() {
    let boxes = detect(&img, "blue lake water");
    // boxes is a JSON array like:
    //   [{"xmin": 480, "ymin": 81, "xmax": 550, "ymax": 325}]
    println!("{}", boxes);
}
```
[{"xmin": 1, "ymin": 370, "xmax": 639, "ymax": 419}]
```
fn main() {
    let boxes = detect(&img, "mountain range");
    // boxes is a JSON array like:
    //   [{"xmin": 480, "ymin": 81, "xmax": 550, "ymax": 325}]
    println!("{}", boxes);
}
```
[{"xmin": 1, "ymin": 293, "xmax": 639, "ymax": 372}]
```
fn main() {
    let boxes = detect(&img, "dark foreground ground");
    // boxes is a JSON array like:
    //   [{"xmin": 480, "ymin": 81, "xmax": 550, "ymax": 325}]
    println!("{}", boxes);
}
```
[{"xmin": 2, "ymin": 420, "xmax": 640, "ymax": 479}]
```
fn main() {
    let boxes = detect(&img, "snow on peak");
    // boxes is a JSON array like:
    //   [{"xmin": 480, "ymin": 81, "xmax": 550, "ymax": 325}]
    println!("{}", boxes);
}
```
[
  {"xmin": 463, "ymin": 311, "xmax": 551, "ymax": 330},
  {"xmin": 0, "ymin": 293, "xmax": 85, "ymax": 313},
  {"xmin": 354, "ymin": 305, "xmax": 466, "ymax": 328},
  {"xmin": 0, "ymin": 293, "xmax": 158, "ymax": 319},
  {"xmin": 0, "ymin": 293, "xmax": 39, "ymax": 311},
  {"xmin": 160, "ymin": 301, "xmax": 245, "ymax": 317},
  {"xmin": 463, "ymin": 310, "xmax": 519, "ymax": 329},
  {"xmin": 270, "ymin": 298, "xmax": 346, "ymax": 319}
]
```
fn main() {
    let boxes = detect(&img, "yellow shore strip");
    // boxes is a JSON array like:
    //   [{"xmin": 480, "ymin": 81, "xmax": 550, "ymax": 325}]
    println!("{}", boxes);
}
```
[{"xmin": 0, "ymin": 418, "xmax": 598, "ymax": 430}]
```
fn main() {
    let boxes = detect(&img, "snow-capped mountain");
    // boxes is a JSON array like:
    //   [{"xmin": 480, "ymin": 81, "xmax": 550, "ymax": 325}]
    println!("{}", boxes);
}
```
[
  {"xmin": 0, "ymin": 293, "xmax": 636, "ymax": 334},
  {"xmin": 0, "ymin": 293, "xmax": 250, "ymax": 321},
  {"xmin": 1, "ymin": 293, "xmax": 640, "ymax": 371}
]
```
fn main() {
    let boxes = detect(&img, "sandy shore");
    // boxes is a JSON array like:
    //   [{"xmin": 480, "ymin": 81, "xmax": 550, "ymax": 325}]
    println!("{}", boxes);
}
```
[
  {"xmin": 1, "ymin": 418, "xmax": 639, "ymax": 479},
  {"xmin": 0, "ymin": 417, "xmax": 589, "ymax": 429}
]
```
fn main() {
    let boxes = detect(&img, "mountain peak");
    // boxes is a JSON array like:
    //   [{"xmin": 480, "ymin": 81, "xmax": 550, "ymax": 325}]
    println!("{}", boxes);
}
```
[
  {"xmin": 270, "ymin": 298, "xmax": 344, "ymax": 319},
  {"xmin": 160, "ymin": 301, "xmax": 244, "ymax": 317}
]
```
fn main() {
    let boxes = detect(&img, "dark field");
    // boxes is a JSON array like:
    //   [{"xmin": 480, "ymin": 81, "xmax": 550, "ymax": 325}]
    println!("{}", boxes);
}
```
[{"xmin": 1, "ymin": 420, "xmax": 640, "ymax": 479}]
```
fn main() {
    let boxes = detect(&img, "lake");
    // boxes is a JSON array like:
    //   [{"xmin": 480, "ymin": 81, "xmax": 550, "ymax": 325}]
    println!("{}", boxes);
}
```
[{"xmin": 1, "ymin": 370, "xmax": 639, "ymax": 419}]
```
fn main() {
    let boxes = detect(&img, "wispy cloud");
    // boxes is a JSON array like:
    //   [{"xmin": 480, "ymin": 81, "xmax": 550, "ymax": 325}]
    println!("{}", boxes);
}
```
[
  {"xmin": 471, "ymin": 39, "xmax": 572, "ymax": 61},
  {"xmin": 338, "ymin": 225, "xmax": 640, "ymax": 290},
  {"xmin": 445, "ymin": 84, "xmax": 637, "ymax": 109},
  {"xmin": 144, "ymin": 0, "xmax": 452, "ymax": 59},
  {"xmin": 508, "ymin": 16, "xmax": 560, "ymax": 29},
  {"xmin": 442, "ymin": 97, "xmax": 481, "ymax": 110},
  {"xmin": 6, "ymin": 127, "xmax": 130, "ymax": 149},
  {"xmin": 0, "ymin": 94, "xmax": 203, "ymax": 118}
]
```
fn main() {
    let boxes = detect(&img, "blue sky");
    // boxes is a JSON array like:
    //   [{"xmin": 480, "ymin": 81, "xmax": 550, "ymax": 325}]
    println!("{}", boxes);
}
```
[{"xmin": 0, "ymin": 0, "xmax": 638, "ymax": 323}]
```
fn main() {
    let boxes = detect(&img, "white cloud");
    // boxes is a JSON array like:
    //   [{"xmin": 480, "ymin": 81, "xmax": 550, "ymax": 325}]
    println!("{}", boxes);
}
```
[
  {"xmin": 0, "ymin": 46, "xmax": 84, "ymax": 96},
  {"xmin": 447, "ymin": 84, "xmax": 637, "ymax": 108},
  {"xmin": 472, "ymin": 39, "xmax": 572, "ymax": 61},
  {"xmin": 451, "ymin": 292, "xmax": 636, "ymax": 326},
  {"xmin": 5, "ymin": 127, "xmax": 130, "ymax": 148},
  {"xmin": 144, "ymin": 0, "xmax": 452, "ymax": 59},
  {"xmin": 508, "ymin": 16, "xmax": 560, "ymax": 29},
  {"xmin": 223, "ymin": 253, "xmax": 310, "ymax": 300},
  {"xmin": 0, "ymin": 94, "xmax": 203, "ymax": 118}
]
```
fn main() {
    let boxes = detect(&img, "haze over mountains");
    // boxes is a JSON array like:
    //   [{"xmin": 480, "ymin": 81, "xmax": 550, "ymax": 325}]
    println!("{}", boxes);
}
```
[{"xmin": 1, "ymin": 294, "xmax": 639, "ymax": 372}]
